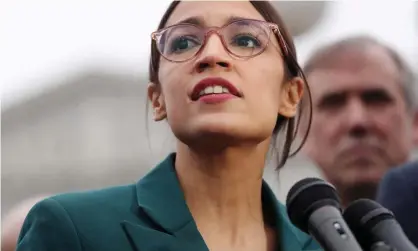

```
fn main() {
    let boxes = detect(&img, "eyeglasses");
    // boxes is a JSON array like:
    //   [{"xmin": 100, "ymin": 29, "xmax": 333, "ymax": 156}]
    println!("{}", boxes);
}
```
[{"xmin": 151, "ymin": 18, "xmax": 286, "ymax": 63}]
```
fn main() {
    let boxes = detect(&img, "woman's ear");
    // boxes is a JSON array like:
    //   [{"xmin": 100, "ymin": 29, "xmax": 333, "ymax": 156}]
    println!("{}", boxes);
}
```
[
  {"xmin": 278, "ymin": 77, "xmax": 304, "ymax": 118},
  {"xmin": 147, "ymin": 82, "xmax": 167, "ymax": 121}
]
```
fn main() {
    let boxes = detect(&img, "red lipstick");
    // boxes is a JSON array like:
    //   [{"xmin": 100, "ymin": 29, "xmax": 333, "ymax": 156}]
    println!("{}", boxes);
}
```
[{"xmin": 191, "ymin": 77, "xmax": 241, "ymax": 104}]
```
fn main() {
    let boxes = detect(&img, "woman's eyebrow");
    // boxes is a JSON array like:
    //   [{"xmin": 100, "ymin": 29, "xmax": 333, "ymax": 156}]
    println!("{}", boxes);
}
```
[
  {"xmin": 173, "ymin": 15, "xmax": 251, "ymax": 27},
  {"xmin": 175, "ymin": 16, "xmax": 202, "ymax": 26}
]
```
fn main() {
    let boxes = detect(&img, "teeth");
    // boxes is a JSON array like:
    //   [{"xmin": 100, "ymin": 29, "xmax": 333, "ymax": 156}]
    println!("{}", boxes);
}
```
[
  {"xmin": 204, "ymin": 86, "xmax": 214, "ymax": 94},
  {"xmin": 199, "ymin": 85, "xmax": 230, "ymax": 97},
  {"xmin": 213, "ymin": 86, "xmax": 223, "ymax": 94}
]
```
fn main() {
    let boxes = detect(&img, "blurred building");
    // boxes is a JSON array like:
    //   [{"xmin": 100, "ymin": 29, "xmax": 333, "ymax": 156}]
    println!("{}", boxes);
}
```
[
  {"xmin": 2, "ymin": 71, "xmax": 165, "ymax": 214},
  {"xmin": 272, "ymin": 1, "xmax": 328, "ymax": 37}
]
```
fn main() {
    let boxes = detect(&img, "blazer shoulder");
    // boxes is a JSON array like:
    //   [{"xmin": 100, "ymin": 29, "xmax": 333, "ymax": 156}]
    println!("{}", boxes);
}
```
[
  {"xmin": 41, "ymin": 183, "xmax": 140, "ymax": 230},
  {"xmin": 51, "ymin": 183, "xmax": 136, "ymax": 211},
  {"xmin": 17, "ymin": 184, "xmax": 139, "ymax": 251},
  {"xmin": 17, "ymin": 197, "xmax": 83, "ymax": 251},
  {"xmin": 398, "ymin": 162, "xmax": 418, "ymax": 181},
  {"xmin": 383, "ymin": 162, "xmax": 418, "ymax": 190}
]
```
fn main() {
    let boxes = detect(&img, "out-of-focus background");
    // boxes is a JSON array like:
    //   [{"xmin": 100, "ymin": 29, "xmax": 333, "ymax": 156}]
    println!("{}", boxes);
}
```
[{"xmin": 2, "ymin": 1, "xmax": 418, "ymax": 216}]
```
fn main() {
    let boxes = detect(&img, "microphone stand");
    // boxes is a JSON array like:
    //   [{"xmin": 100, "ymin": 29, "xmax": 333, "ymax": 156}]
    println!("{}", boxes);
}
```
[{"xmin": 371, "ymin": 242, "xmax": 395, "ymax": 251}]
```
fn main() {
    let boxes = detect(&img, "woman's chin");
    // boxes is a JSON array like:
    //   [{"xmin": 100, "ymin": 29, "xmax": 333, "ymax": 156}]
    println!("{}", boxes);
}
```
[
  {"xmin": 193, "ymin": 118, "xmax": 253, "ymax": 136},
  {"xmin": 174, "ymin": 119, "xmax": 272, "ymax": 149}
]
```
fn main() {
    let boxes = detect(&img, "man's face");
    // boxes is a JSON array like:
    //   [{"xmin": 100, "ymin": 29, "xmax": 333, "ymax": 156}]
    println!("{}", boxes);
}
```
[{"xmin": 303, "ymin": 45, "xmax": 417, "ymax": 192}]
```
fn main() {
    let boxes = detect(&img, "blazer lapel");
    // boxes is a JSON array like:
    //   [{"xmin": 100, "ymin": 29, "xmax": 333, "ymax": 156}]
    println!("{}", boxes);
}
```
[
  {"xmin": 121, "ymin": 153, "xmax": 208, "ymax": 251},
  {"xmin": 262, "ymin": 182, "xmax": 321, "ymax": 251},
  {"xmin": 122, "ymin": 153, "xmax": 320, "ymax": 251}
]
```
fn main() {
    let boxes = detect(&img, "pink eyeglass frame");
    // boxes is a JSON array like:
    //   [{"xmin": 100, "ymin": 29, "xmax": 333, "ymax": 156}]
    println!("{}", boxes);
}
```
[{"xmin": 151, "ymin": 18, "xmax": 289, "ymax": 63}]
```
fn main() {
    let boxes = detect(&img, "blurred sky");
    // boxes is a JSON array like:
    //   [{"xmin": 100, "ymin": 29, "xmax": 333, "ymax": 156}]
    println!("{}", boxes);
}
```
[{"xmin": 1, "ymin": 0, "xmax": 417, "ymax": 108}]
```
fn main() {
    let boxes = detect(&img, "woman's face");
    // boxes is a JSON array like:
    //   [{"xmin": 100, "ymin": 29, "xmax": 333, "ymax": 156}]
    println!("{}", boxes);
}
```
[{"xmin": 149, "ymin": 1, "xmax": 303, "ymax": 147}]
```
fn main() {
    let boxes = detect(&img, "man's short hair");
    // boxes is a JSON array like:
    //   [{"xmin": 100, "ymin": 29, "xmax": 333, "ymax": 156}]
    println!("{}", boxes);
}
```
[{"xmin": 303, "ymin": 35, "xmax": 417, "ymax": 110}]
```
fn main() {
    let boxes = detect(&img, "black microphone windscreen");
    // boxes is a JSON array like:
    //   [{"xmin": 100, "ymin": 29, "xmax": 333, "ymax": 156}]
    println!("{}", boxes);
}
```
[
  {"xmin": 286, "ymin": 177, "xmax": 341, "ymax": 233},
  {"xmin": 343, "ymin": 199, "xmax": 394, "ymax": 247}
]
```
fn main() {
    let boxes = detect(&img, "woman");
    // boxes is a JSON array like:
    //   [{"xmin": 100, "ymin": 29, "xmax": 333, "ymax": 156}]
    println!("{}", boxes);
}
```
[{"xmin": 16, "ymin": 1, "xmax": 319, "ymax": 251}]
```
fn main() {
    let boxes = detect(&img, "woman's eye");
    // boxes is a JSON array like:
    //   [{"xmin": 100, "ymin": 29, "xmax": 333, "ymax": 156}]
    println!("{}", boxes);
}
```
[
  {"xmin": 169, "ymin": 36, "xmax": 199, "ymax": 53},
  {"xmin": 231, "ymin": 34, "xmax": 261, "ymax": 48}
]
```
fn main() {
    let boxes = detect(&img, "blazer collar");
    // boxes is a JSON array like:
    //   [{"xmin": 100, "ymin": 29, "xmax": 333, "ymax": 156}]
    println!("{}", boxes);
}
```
[
  {"xmin": 122, "ymin": 153, "xmax": 206, "ymax": 251},
  {"xmin": 134, "ymin": 153, "xmax": 194, "ymax": 233},
  {"xmin": 121, "ymin": 153, "xmax": 318, "ymax": 251},
  {"xmin": 262, "ymin": 181, "xmax": 318, "ymax": 250}
]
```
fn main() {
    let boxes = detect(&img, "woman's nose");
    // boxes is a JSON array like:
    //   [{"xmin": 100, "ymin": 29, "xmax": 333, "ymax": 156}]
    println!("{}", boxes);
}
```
[
  {"xmin": 194, "ymin": 36, "xmax": 232, "ymax": 73},
  {"xmin": 195, "ymin": 56, "xmax": 231, "ymax": 73}
]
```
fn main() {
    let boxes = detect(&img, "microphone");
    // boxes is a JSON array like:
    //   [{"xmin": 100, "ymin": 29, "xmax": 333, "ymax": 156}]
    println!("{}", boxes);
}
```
[
  {"xmin": 286, "ymin": 177, "xmax": 362, "ymax": 251},
  {"xmin": 343, "ymin": 199, "xmax": 417, "ymax": 251}
]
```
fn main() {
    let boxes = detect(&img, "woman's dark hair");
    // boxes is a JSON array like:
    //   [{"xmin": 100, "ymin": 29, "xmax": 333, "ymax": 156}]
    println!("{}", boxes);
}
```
[{"xmin": 148, "ymin": 1, "xmax": 312, "ymax": 169}]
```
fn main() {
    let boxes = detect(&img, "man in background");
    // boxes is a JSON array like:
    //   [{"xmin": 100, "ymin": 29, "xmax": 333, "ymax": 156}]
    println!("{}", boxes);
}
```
[
  {"xmin": 2, "ymin": 195, "xmax": 48, "ymax": 251},
  {"xmin": 300, "ymin": 35, "xmax": 418, "ymax": 207}
]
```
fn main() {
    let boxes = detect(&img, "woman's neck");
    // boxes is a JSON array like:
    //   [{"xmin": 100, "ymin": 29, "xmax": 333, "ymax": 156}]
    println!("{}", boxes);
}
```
[{"xmin": 175, "ymin": 141, "xmax": 273, "ymax": 249}]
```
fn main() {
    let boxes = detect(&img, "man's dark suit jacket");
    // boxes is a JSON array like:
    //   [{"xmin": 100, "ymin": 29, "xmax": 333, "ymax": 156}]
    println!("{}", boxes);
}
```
[
  {"xmin": 16, "ymin": 153, "xmax": 321, "ymax": 251},
  {"xmin": 376, "ymin": 161, "xmax": 418, "ymax": 247}
]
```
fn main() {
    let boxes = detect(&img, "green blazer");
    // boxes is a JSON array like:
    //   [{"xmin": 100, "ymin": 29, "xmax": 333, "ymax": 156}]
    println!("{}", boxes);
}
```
[{"xmin": 17, "ymin": 153, "xmax": 321, "ymax": 251}]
